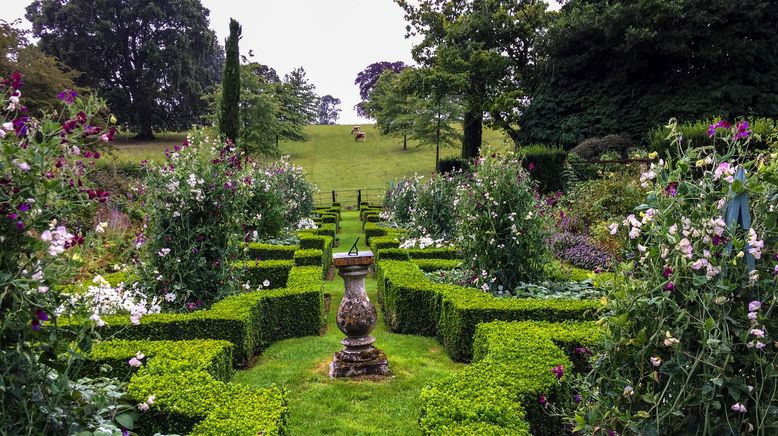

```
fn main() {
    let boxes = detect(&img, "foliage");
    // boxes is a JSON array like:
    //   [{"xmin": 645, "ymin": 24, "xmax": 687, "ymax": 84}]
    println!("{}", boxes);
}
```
[
  {"xmin": 649, "ymin": 117, "xmax": 778, "ymax": 158},
  {"xmin": 397, "ymin": 0, "xmax": 551, "ymax": 155},
  {"xmin": 547, "ymin": 232, "xmax": 614, "ymax": 271},
  {"xmin": 383, "ymin": 175, "xmax": 422, "ymax": 226},
  {"xmin": 436, "ymin": 156, "xmax": 469, "ymax": 174},
  {"xmin": 220, "ymin": 18, "xmax": 241, "ymax": 143},
  {"xmin": 316, "ymin": 94, "xmax": 341, "ymax": 125},
  {"xmin": 0, "ymin": 20, "xmax": 81, "ymax": 116},
  {"xmin": 27, "ymin": 0, "xmax": 224, "ymax": 139},
  {"xmin": 141, "ymin": 133, "xmax": 246, "ymax": 309},
  {"xmin": 354, "ymin": 60, "xmax": 408, "ymax": 117},
  {"xmin": 241, "ymin": 163, "xmax": 285, "ymax": 242},
  {"xmin": 520, "ymin": 0, "xmax": 778, "ymax": 147},
  {"xmin": 408, "ymin": 173, "xmax": 465, "ymax": 241},
  {"xmin": 0, "ymin": 75, "xmax": 135, "ymax": 433},
  {"xmin": 520, "ymin": 145, "xmax": 567, "ymax": 193},
  {"xmin": 571, "ymin": 120, "xmax": 778, "ymax": 434},
  {"xmin": 457, "ymin": 152, "xmax": 550, "ymax": 293},
  {"xmin": 265, "ymin": 156, "xmax": 315, "ymax": 226}
]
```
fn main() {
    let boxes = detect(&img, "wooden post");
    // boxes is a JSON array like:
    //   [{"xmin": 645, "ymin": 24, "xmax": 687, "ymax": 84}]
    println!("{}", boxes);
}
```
[
  {"xmin": 357, "ymin": 189, "xmax": 362, "ymax": 207},
  {"xmin": 332, "ymin": 190, "xmax": 336, "ymax": 204}
]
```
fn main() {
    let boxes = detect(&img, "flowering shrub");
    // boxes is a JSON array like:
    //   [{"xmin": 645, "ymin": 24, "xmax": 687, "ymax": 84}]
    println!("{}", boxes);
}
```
[
  {"xmin": 456, "ymin": 152, "xmax": 549, "ymax": 294},
  {"xmin": 409, "ymin": 172, "xmax": 463, "ymax": 241},
  {"xmin": 142, "ymin": 132, "xmax": 246, "ymax": 310},
  {"xmin": 570, "ymin": 119, "xmax": 778, "ymax": 434},
  {"xmin": 241, "ymin": 162, "xmax": 284, "ymax": 241},
  {"xmin": 0, "ymin": 75, "xmax": 137, "ymax": 432},
  {"xmin": 383, "ymin": 175, "xmax": 422, "ymax": 226},
  {"xmin": 547, "ymin": 232, "xmax": 614, "ymax": 271},
  {"xmin": 265, "ymin": 156, "xmax": 315, "ymax": 227}
]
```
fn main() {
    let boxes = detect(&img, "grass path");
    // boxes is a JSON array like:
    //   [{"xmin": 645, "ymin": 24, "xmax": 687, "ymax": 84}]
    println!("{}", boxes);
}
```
[{"xmin": 232, "ymin": 211, "xmax": 463, "ymax": 435}]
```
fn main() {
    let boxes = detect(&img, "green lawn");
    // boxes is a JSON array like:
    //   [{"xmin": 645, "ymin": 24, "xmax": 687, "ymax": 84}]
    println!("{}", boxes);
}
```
[
  {"xmin": 107, "ymin": 125, "xmax": 509, "ymax": 192},
  {"xmin": 232, "ymin": 211, "xmax": 464, "ymax": 435}
]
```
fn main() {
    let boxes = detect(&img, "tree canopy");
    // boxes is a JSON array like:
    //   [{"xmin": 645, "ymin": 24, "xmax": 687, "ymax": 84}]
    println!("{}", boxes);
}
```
[
  {"xmin": 396, "ymin": 0, "xmax": 549, "ymax": 157},
  {"xmin": 520, "ymin": 0, "xmax": 778, "ymax": 148},
  {"xmin": 26, "ymin": 0, "xmax": 224, "ymax": 139},
  {"xmin": 354, "ymin": 61, "xmax": 408, "ymax": 118},
  {"xmin": 317, "ymin": 95, "xmax": 341, "ymax": 125}
]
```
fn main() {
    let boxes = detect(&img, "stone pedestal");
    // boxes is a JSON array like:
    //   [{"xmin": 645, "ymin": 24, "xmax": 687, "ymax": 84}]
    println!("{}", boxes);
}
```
[{"xmin": 329, "ymin": 251, "xmax": 390, "ymax": 378}]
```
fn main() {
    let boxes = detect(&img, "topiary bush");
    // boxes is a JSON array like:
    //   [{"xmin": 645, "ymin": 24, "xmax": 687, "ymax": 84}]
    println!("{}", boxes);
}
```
[
  {"xmin": 456, "ymin": 152, "xmax": 550, "ymax": 294},
  {"xmin": 570, "ymin": 134, "xmax": 632, "ymax": 160}
]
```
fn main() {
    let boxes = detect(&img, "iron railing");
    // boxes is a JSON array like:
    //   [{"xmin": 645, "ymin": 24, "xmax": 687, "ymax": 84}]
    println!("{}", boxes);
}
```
[{"xmin": 314, "ymin": 189, "xmax": 385, "ymax": 208}]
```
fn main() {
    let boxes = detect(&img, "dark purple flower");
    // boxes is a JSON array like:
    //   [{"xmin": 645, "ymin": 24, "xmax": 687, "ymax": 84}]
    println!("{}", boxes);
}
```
[
  {"xmin": 62, "ymin": 119, "xmax": 78, "ymax": 134},
  {"xmin": 733, "ymin": 121, "xmax": 750, "ymax": 140},
  {"xmin": 666, "ymin": 282, "xmax": 675, "ymax": 291},
  {"xmin": 528, "ymin": 162, "xmax": 535, "ymax": 171},
  {"xmin": 31, "ymin": 319, "xmax": 41, "ymax": 331},
  {"xmin": 76, "ymin": 111, "xmax": 87, "ymax": 124},
  {"xmin": 57, "ymin": 89, "xmax": 78, "ymax": 104},
  {"xmin": 35, "ymin": 309, "xmax": 49, "ymax": 321},
  {"xmin": 16, "ymin": 220, "xmax": 24, "ymax": 230},
  {"xmin": 13, "ymin": 116, "xmax": 29, "ymax": 137},
  {"xmin": 573, "ymin": 393, "xmax": 582, "ymax": 403},
  {"xmin": 538, "ymin": 394, "xmax": 548, "ymax": 406},
  {"xmin": 712, "ymin": 235, "xmax": 722, "ymax": 246},
  {"xmin": 10, "ymin": 72, "xmax": 23, "ymax": 90},
  {"xmin": 17, "ymin": 203, "xmax": 30, "ymax": 213},
  {"xmin": 665, "ymin": 182, "xmax": 678, "ymax": 197},
  {"xmin": 575, "ymin": 347, "xmax": 593, "ymax": 355},
  {"xmin": 552, "ymin": 364, "xmax": 565, "ymax": 380},
  {"xmin": 662, "ymin": 267, "xmax": 673, "ymax": 278}
]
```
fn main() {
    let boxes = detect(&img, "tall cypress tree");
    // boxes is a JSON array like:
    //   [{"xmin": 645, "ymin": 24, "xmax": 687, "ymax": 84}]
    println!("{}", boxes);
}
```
[{"xmin": 220, "ymin": 18, "xmax": 241, "ymax": 143}]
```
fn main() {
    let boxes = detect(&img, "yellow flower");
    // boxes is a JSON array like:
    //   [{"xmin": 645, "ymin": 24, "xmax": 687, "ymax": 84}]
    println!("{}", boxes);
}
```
[
  {"xmin": 109, "ymin": 115, "xmax": 117, "ymax": 124},
  {"xmin": 648, "ymin": 151, "xmax": 658, "ymax": 159},
  {"xmin": 695, "ymin": 159, "xmax": 706, "ymax": 167}
]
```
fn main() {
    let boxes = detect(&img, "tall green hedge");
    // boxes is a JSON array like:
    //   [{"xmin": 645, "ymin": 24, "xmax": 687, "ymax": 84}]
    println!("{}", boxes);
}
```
[{"xmin": 520, "ymin": 145, "xmax": 568, "ymax": 193}]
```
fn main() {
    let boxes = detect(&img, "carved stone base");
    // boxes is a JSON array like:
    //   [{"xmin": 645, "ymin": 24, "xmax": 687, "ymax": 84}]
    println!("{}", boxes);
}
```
[{"xmin": 329, "ymin": 348, "xmax": 390, "ymax": 378}]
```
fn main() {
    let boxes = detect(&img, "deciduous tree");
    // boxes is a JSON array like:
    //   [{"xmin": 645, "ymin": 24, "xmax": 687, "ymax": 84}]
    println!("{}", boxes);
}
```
[
  {"xmin": 26, "ymin": 0, "xmax": 224, "ymax": 139},
  {"xmin": 316, "ymin": 95, "xmax": 341, "ymax": 125}
]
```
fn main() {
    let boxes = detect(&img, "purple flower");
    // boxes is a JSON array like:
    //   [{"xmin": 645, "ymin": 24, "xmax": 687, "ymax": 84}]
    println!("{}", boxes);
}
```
[
  {"xmin": 551, "ymin": 364, "xmax": 565, "ymax": 380},
  {"xmin": 10, "ymin": 72, "xmax": 23, "ymax": 90},
  {"xmin": 35, "ymin": 309, "xmax": 49, "ymax": 321},
  {"xmin": 665, "ymin": 282, "xmax": 675, "ymax": 291},
  {"xmin": 13, "ymin": 116, "xmax": 29, "ymax": 137},
  {"xmin": 665, "ymin": 182, "xmax": 678, "ymax": 197},
  {"xmin": 538, "ymin": 394, "xmax": 548, "ymax": 406},
  {"xmin": 662, "ymin": 267, "xmax": 673, "ymax": 278},
  {"xmin": 57, "ymin": 89, "xmax": 78, "ymax": 105},
  {"xmin": 733, "ymin": 121, "xmax": 750, "ymax": 140},
  {"xmin": 16, "ymin": 220, "xmax": 24, "ymax": 231},
  {"xmin": 749, "ymin": 301, "xmax": 762, "ymax": 312},
  {"xmin": 574, "ymin": 347, "xmax": 592, "ymax": 355},
  {"xmin": 573, "ymin": 393, "xmax": 582, "ymax": 403},
  {"xmin": 31, "ymin": 319, "xmax": 41, "ymax": 331},
  {"xmin": 17, "ymin": 203, "xmax": 31, "ymax": 212}
]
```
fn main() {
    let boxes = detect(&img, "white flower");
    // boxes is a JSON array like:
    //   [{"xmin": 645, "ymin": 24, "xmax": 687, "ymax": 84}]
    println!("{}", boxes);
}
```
[
  {"xmin": 38, "ymin": 286, "xmax": 49, "ymax": 293},
  {"xmin": 165, "ymin": 292, "xmax": 176, "ymax": 302},
  {"xmin": 628, "ymin": 227, "xmax": 640, "ymax": 240},
  {"xmin": 676, "ymin": 238, "xmax": 693, "ymax": 259},
  {"xmin": 650, "ymin": 356, "xmax": 662, "ymax": 367},
  {"xmin": 146, "ymin": 394, "xmax": 155, "ymax": 405},
  {"xmin": 137, "ymin": 402, "xmax": 149, "ymax": 412},
  {"xmin": 637, "ymin": 244, "xmax": 647, "ymax": 253},
  {"xmin": 16, "ymin": 161, "xmax": 31, "ymax": 171},
  {"xmin": 136, "ymin": 351, "xmax": 145, "ymax": 360},
  {"xmin": 691, "ymin": 258, "xmax": 708, "ymax": 270},
  {"xmin": 749, "ymin": 328, "xmax": 765, "ymax": 338},
  {"xmin": 95, "ymin": 222, "xmax": 108, "ymax": 234},
  {"xmin": 2, "ymin": 121, "xmax": 12, "ymax": 130},
  {"xmin": 664, "ymin": 331, "xmax": 680, "ymax": 347},
  {"xmin": 668, "ymin": 224, "xmax": 678, "ymax": 236},
  {"xmin": 263, "ymin": 279, "xmax": 270, "ymax": 287},
  {"xmin": 157, "ymin": 248, "xmax": 171, "ymax": 257},
  {"xmin": 608, "ymin": 223, "xmax": 619, "ymax": 235},
  {"xmin": 623, "ymin": 385, "xmax": 634, "ymax": 396}
]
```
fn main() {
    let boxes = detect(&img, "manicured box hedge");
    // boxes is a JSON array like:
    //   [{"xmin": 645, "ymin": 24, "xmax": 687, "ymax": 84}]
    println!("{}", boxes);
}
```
[
  {"xmin": 364, "ymin": 222, "xmax": 406, "ymax": 245},
  {"xmin": 420, "ymin": 320, "xmax": 601, "ymax": 435},
  {"xmin": 315, "ymin": 223, "xmax": 336, "ymax": 240},
  {"xmin": 233, "ymin": 259, "xmax": 294, "ymax": 289},
  {"xmin": 376, "ymin": 259, "xmax": 601, "ymax": 361},
  {"xmin": 94, "ymin": 265, "xmax": 324, "ymax": 366},
  {"xmin": 244, "ymin": 242, "xmax": 298, "ymax": 260},
  {"xmin": 85, "ymin": 339, "xmax": 288, "ymax": 435},
  {"xmin": 294, "ymin": 249, "xmax": 323, "ymax": 266},
  {"xmin": 412, "ymin": 259, "xmax": 463, "ymax": 272},
  {"xmin": 299, "ymin": 234, "xmax": 333, "ymax": 277}
]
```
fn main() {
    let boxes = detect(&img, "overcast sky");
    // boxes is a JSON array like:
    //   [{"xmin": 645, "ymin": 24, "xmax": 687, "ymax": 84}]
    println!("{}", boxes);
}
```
[{"xmin": 3, "ymin": 0, "xmax": 562, "ymax": 124}]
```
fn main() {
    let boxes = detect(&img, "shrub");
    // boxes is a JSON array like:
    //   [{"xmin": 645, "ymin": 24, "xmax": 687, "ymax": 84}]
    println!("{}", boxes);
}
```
[
  {"xmin": 410, "ymin": 173, "xmax": 463, "ymax": 240},
  {"xmin": 570, "ymin": 134, "xmax": 632, "ymax": 160},
  {"xmin": 457, "ymin": 152, "xmax": 550, "ymax": 293},
  {"xmin": 142, "ymin": 132, "xmax": 247, "ymax": 309},
  {"xmin": 232, "ymin": 259, "xmax": 294, "ymax": 290},
  {"xmin": 244, "ymin": 242, "xmax": 298, "ymax": 260},
  {"xmin": 383, "ymin": 176, "xmax": 421, "ymax": 225},
  {"xmin": 572, "ymin": 119, "xmax": 778, "ymax": 434},
  {"xmin": 520, "ymin": 145, "xmax": 567, "ymax": 193},
  {"xmin": 0, "ymin": 77, "xmax": 136, "ymax": 433},
  {"xmin": 266, "ymin": 156, "xmax": 315, "ymax": 226},
  {"xmin": 241, "ymin": 163, "xmax": 285, "ymax": 241},
  {"xmin": 547, "ymin": 232, "xmax": 614, "ymax": 271}
]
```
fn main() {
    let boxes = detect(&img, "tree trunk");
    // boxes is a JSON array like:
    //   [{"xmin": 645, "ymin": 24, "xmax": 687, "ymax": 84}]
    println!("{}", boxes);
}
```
[
  {"xmin": 436, "ymin": 98, "xmax": 441, "ymax": 171},
  {"xmin": 403, "ymin": 133, "xmax": 407, "ymax": 151},
  {"xmin": 462, "ymin": 108, "xmax": 482, "ymax": 159},
  {"xmin": 134, "ymin": 110, "xmax": 155, "ymax": 140}
]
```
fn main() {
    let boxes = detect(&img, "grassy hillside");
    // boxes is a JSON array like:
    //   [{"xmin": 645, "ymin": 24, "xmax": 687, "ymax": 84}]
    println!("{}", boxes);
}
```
[{"xmin": 108, "ymin": 125, "xmax": 509, "ymax": 192}]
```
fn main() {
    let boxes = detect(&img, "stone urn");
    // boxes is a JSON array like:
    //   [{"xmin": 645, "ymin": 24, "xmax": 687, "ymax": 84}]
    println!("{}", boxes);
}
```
[{"xmin": 329, "ymin": 251, "xmax": 390, "ymax": 378}]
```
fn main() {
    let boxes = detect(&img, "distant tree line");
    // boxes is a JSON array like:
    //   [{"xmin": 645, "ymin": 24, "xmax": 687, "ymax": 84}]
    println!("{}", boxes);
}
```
[{"xmin": 20, "ymin": 0, "xmax": 340, "ymax": 149}]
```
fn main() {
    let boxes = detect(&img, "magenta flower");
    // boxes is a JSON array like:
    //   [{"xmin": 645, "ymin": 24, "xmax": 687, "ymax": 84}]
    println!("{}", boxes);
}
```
[
  {"xmin": 662, "ymin": 267, "xmax": 673, "ymax": 278},
  {"xmin": 665, "ymin": 282, "xmax": 675, "ymax": 291},
  {"xmin": 733, "ymin": 121, "xmax": 750, "ymax": 140},
  {"xmin": 538, "ymin": 394, "xmax": 548, "ymax": 405},
  {"xmin": 665, "ymin": 182, "xmax": 678, "ymax": 197},
  {"xmin": 528, "ymin": 162, "xmax": 535, "ymax": 171},
  {"xmin": 17, "ymin": 203, "xmax": 31, "ymax": 212},
  {"xmin": 57, "ymin": 89, "xmax": 78, "ymax": 104},
  {"xmin": 10, "ymin": 72, "xmax": 23, "ymax": 90},
  {"xmin": 551, "ymin": 364, "xmax": 565, "ymax": 380}
]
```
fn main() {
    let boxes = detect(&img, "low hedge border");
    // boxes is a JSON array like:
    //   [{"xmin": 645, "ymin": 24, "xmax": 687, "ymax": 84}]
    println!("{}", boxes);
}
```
[
  {"xmin": 420, "ymin": 320, "xmax": 602, "ymax": 435},
  {"xmin": 233, "ymin": 259, "xmax": 294, "ymax": 290},
  {"xmin": 364, "ymin": 222, "xmax": 406, "ymax": 245},
  {"xmin": 244, "ymin": 243, "xmax": 298, "ymax": 261},
  {"xmin": 94, "ymin": 265, "xmax": 324, "ymax": 366},
  {"xmin": 375, "ymin": 259, "xmax": 601, "ymax": 361},
  {"xmin": 412, "ymin": 259, "xmax": 463, "ymax": 272},
  {"xmin": 85, "ymin": 339, "xmax": 288, "ymax": 435},
  {"xmin": 299, "ymin": 234, "xmax": 333, "ymax": 277}
]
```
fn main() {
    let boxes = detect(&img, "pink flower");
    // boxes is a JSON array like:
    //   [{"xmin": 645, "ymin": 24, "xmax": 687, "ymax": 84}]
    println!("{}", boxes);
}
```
[
  {"xmin": 749, "ymin": 328, "xmax": 765, "ymax": 338},
  {"xmin": 676, "ymin": 238, "xmax": 693, "ymax": 259},
  {"xmin": 748, "ymin": 312, "xmax": 758, "ymax": 321},
  {"xmin": 128, "ymin": 357, "xmax": 142, "ymax": 368},
  {"xmin": 137, "ymin": 402, "xmax": 149, "ymax": 412},
  {"xmin": 731, "ymin": 402, "xmax": 747, "ymax": 413},
  {"xmin": 748, "ymin": 301, "xmax": 762, "ymax": 312}
]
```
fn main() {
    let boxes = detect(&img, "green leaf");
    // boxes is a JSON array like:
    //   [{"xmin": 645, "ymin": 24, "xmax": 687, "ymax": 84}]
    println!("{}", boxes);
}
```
[{"xmin": 115, "ymin": 412, "xmax": 135, "ymax": 429}]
